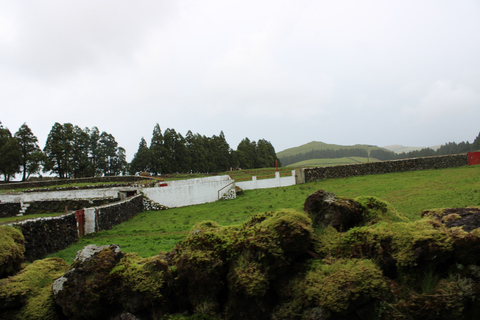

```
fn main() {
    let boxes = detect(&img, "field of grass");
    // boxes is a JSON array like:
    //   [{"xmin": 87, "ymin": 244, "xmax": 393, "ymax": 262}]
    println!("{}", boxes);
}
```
[
  {"xmin": 286, "ymin": 156, "xmax": 380, "ymax": 167},
  {"xmin": 47, "ymin": 165, "xmax": 480, "ymax": 264}
]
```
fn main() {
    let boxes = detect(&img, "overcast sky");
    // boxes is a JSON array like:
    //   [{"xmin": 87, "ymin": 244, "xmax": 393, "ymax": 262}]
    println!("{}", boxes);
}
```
[{"xmin": 1, "ymin": 0, "xmax": 480, "ymax": 161}]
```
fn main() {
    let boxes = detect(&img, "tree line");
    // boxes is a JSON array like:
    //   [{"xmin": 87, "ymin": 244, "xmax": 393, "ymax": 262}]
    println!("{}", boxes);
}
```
[
  {"xmin": 279, "ymin": 132, "xmax": 480, "ymax": 166},
  {"xmin": 129, "ymin": 124, "xmax": 280, "ymax": 175},
  {"xmin": 0, "ymin": 121, "xmax": 280, "ymax": 181},
  {"xmin": 0, "ymin": 122, "xmax": 127, "ymax": 181}
]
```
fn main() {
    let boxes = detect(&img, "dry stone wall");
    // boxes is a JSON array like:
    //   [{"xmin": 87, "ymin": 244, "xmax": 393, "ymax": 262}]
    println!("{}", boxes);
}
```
[
  {"xmin": 95, "ymin": 194, "xmax": 144, "ymax": 231},
  {"xmin": 0, "ymin": 202, "xmax": 21, "ymax": 218},
  {"xmin": 14, "ymin": 214, "xmax": 78, "ymax": 261},
  {"xmin": 0, "ymin": 175, "xmax": 148, "ymax": 191},
  {"xmin": 304, "ymin": 154, "xmax": 469, "ymax": 182}
]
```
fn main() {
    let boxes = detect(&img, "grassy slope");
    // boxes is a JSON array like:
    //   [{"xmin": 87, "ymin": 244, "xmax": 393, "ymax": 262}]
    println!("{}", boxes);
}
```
[
  {"xmin": 48, "ymin": 165, "xmax": 480, "ymax": 264},
  {"xmin": 276, "ymin": 141, "xmax": 386, "ymax": 159},
  {"xmin": 286, "ymin": 156, "xmax": 380, "ymax": 167}
]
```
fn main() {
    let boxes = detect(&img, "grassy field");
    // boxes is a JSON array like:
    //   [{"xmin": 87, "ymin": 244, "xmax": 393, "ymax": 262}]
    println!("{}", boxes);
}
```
[
  {"xmin": 286, "ymin": 156, "xmax": 380, "ymax": 167},
  {"xmin": 47, "ymin": 165, "xmax": 480, "ymax": 264}
]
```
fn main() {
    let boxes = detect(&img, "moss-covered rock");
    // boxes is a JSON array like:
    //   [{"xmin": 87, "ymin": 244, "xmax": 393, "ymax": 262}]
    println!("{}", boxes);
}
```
[
  {"xmin": 303, "ymin": 189, "xmax": 363, "ymax": 232},
  {"xmin": 110, "ymin": 252, "xmax": 173, "ymax": 318},
  {"xmin": 0, "ymin": 226, "xmax": 25, "ymax": 278},
  {"xmin": 0, "ymin": 257, "xmax": 69, "ymax": 320},
  {"xmin": 273, "ymin": 259, "xmax": 388, "ymax": 319},
  {"xmin": 355, "ymin": 196, "xmax": 408, "ymax": 224},
  {"xmin": 54, "ymin": 244, "xmax": 125, "ymax": 319}
]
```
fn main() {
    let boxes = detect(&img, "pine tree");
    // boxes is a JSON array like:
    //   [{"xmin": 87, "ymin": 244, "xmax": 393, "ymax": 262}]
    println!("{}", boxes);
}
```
[
  {"xmin": 14, "ymin": 123, "xmax": 42, "ymax": 181},
  {"xmin": 129, "ymin": 137, "xmax": 151, "ymax": 174},
  {"xmin": 0, "ymin": 123, "xmax": 22, "ymax": 181},
  {"xmin": 43, "ymin": 123, "xmax": 75, "ymax": 179},
  {"xmin": 150, "ymin": 123, "xmax": 164, "ymax": 175}
]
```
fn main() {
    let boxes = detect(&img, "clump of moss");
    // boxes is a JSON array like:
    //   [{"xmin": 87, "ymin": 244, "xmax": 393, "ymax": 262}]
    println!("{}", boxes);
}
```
[
  {"xmin": 355, "ymin": 196, "xmax": 408, "ymax": 224},
  {"xmin": 0, "ymin": 257, "xmax": 69, "ymax": 320},
  {"xmin": 170, "ymin": 209, "xmax": 315, "ymax": 319},
  {"xmin": 0, "ymin": 226, "xmax": 25, "ymax": 278},
  {"xmin": 110, "ymin": 252, "xmax": 172, "ymax": 318},
  {"xmin": 315, "ymin": 218, "xmax": 456, "ymax": 274},
  {"xmin": 383, "ymin": 276, "xmax": 477, "ymax": 320},
  {"xmin": 273, "ymin": 259, "xmax": 388, "ymax": 319}
]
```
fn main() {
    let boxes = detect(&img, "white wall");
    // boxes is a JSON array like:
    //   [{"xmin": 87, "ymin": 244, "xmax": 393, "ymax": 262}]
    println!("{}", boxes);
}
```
[
  {"xmin": 142, "ymin": 175, "xmax": 235, "ymax": 208},
  {"xmin": 236, "ymin": 170, "xmax": 296, "ymax": 190},
  {"xmin": 0, "ymin": 187, "xmax": 137, "ymax": 204}
]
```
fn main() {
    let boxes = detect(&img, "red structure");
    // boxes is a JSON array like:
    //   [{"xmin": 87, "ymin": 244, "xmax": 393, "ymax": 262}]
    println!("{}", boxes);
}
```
[
  {"xmin": 468, "ymin": 152, "xmax": 480, "ymax": 166},
  {"xmin": 75, "ymin": 209, "xmax": 85, "ymax": 237}
]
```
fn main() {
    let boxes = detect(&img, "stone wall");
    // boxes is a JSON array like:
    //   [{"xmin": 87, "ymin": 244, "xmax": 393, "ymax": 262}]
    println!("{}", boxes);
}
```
[
  {"xmin": 95, "ymin": 194, "xmax": 144, "ymax": 231},
  {"xmin": 0, "ymin": 175, "xmax": 149, "ymax": 191},
  {"xmin": 304, "ymin": 154, "xmax": 469, "ymax": 182},
  {"xmin": 25, "ymin": 198, "xmax": 120, "ymax": 215},
  {"xmin": 13, "ymin": 214, "xmax": 78, "ymax": 261},
  {"xmin": 0, "ymin": 202, "xmax": 21, "ymax": 217}
]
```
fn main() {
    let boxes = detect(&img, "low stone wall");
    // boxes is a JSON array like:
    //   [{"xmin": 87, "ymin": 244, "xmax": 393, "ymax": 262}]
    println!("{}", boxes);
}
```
[
  {"xmin": 25, "ymin": 198, "xmax": 120, "ymax": 215},
  {"xmin": 13, "ymin": 214, "xmax": 78, "ymax": 262},
  {"xmin": 0, "ymin": 202, "xmax": 21, "ymax": 217},
  {"xmin": 0, "ymin": 175, "xmax": 149, "ymax": 191},
  {"xmin": 304, "ymin": 154, "xmax": 469, "ymax": 182},
  {"xmin": 95, "ymin": 194, "xmax": 144, "ymax": 231}
]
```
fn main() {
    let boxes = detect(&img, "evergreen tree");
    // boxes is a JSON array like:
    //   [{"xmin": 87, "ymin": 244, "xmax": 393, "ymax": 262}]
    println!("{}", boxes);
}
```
[
  {"xmin": 43, "ymin": 122, "xmax": 75, "ymax": 178},
  {"xmin": 89, "ymin": 127, "xmax": 102, "ymax": 176},
  {"xmin": 14, "ymin": 123, "xmax": 42, "ymax": 181},
  {"xmin": 236, "ymin": 138, "xmax": 256, "ymax": 169},
  {"xmin": 0, "ymin": 123, "xmax": 22, "ymax": 181},
  {"xmin": 129, "ymin": 137, "xmax": 151, "ymax": 174},
  {"xmin": 472, "ymin": 132, "xmax": 480, "ymax": 151},
  {"xmin": 72, "ymin": 126, "xmax": 92, "ymax": 178},
  {"xmin": 150, "ymin": 123, "xmax": 164, "ymax": 175},
  {"xmin": 98, "ymin": 132, "xmax": 119, "ymax": 176}
]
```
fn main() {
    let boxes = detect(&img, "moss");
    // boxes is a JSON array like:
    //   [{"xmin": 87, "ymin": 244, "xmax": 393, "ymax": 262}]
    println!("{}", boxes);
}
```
[
  {"xmin": 316, "ymin": 218, "xmax": 455, "ymax": 269},
  {"xmin": 273, "ymin": 259, "xmax": 387, "ymax": 318},
  {"xmin": 228, "ymin": 252, "xmax": 269, "ymax": 297},
  {"xmin": 0, "ymin": 257, "xmax": 69, "ymax": 320},
  {"xmin": 355, "ymin": 196, "xmax": 408, "ymax": 224},
  {"xmin": 110, "ymin": 252, "xmax": 171, "ymax": 314},
  {"xmin": 0, "ymin": 226, "xmax": 25, "ymax": 278}
]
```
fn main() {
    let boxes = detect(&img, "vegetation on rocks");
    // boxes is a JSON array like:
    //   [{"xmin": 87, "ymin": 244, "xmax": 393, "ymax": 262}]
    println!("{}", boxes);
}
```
[
  {"xmin": 0, "ymin": 257, "xmax": 69, "ymax": 320},
  {"xmin": 0, "ymin": 226, "xmax": 25, "ymax": 278}
]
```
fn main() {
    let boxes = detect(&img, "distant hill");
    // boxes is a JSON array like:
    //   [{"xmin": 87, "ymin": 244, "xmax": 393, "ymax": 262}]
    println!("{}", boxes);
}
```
[
  {"xmin": 277, "ymin": 141, "xmax": 393, "ymax": 167},
  {"xmin": 277, "ymin": 141, "xmax": 385, "ymax": 158}
]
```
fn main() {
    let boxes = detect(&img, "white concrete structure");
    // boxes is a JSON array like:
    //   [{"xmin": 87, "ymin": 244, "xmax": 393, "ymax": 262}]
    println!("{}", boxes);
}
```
[
  {"xmin": 236, "ymin": 170, "xmax": 296, "ymax": 190},
  {"xmin": 0, "ymin": 187, "xmax": 136, "ymax": 203},
  {"xmin": 142, "ymin": 175, "xmax": 235, "ymax": 208},
  {"xmin": 0, "ymin": 172, "xmax": 297, "ymax": 211}
]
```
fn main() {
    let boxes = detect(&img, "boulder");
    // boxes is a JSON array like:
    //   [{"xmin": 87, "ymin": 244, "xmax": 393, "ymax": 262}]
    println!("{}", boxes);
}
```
[
  {"xmin": 53, "ymin": 244, "xmax": 125, "ymax": 319},
  {"xmin": 53, "ymin": 244, "xmax": 173, "ymax": 320},
  {"xmin": 303, "ymin": 189, "xmax": 363, "ymax": 231}
]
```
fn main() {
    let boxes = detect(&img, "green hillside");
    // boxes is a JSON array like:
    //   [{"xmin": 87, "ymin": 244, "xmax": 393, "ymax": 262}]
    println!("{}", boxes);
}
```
[
  {"xmin": 286, "ymin": 156, "xmax": 380, "ymax": 167},
  {"xmin": 277, "ymin": 141, "xmax": 385, "ymax": 158},
  {"xmin": 277, "ymin": 141, "xmax": 391, "ymax": 166}
]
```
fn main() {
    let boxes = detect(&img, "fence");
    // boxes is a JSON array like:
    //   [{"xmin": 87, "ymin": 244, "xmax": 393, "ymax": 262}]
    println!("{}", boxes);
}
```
[{"xmin": 235, "ymin": 170, "xmax": 296, "ymax": 190}]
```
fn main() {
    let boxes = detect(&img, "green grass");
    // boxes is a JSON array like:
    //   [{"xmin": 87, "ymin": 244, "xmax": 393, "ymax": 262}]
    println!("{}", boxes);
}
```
[
  {"xmin": 47, "ymin": 165, "xmax": 480, "ymax": 264},
  {"xmin": 287, "ymin": 156, "xmax": 380, "ymax": 167}
]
